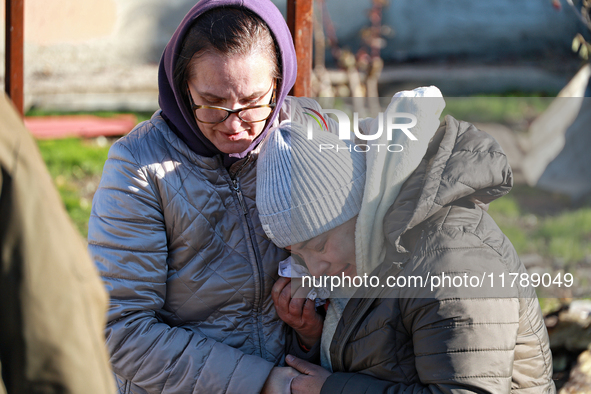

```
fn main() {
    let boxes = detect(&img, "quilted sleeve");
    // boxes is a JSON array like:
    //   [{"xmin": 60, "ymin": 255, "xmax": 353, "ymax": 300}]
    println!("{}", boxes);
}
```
[{"xmin": 88, "ymin": 139, "xmax": 274, "ymax": 394}]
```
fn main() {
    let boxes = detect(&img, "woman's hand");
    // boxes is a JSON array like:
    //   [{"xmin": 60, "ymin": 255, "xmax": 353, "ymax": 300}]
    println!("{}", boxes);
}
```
[
  {"xmin": 272, "ymin": 277, "xmax": 324, "ymax": 348},
  {"xmin": 261, "ymin": 366, "xmax": 300, "ymax": 394},
  {"xmin": 286, "ymin": 355, "xmax": 331, "ymax": 394}
]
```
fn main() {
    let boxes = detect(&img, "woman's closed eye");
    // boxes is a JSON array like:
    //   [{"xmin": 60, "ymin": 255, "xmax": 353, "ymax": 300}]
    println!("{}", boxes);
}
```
[
  {"xmin": 311, "ymin": 237, "xmax": 327, "ymax": 253},
  {"xmin": 197, "ymin": 95, "xmax": 224, "ymax": 106},
  {"xmin": 240, "ymin": 95, "xmax": 265, "ymax": 106},
  {"xmin": 202, "ymin": 96, "xmax": 260, "ymax": 107}
]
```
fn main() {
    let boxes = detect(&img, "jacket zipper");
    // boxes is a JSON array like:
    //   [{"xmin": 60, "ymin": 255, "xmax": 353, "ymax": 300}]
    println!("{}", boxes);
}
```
[
  {"xmin": 228, "ymin": 157, "xmax": 267, "ymax": 359},
  {"xmin": 232, "ymin": 178, "xmax": 248, "ymax": 215}
]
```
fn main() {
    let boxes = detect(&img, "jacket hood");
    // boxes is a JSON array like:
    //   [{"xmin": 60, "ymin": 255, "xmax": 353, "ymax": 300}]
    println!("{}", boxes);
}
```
[
  {"xmin": 353, "ymin": 88, "xmax": 445, "ymax": 277},
  {"xmin": 384, "ymin": 115, "xmax": 513, "ymax": 254},
  {"xmin": 158, "ymin": 0, "xmax": 297, "ymax": 166}
]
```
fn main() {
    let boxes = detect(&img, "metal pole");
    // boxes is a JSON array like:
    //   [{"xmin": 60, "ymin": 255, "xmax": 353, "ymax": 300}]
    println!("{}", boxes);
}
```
[
  {"xmin": 5, "ymin": 0, "xmax": 24, "ymax": 117},
  {"xmin": 287, "ymin": 0, "xmax": 313, "ymax": 97}
]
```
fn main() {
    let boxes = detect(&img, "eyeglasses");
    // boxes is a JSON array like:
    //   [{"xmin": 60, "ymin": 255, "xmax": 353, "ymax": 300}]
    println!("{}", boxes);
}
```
[{"xmin": 187, "ymin": 82, "xmax": 276, "ymax": 124}]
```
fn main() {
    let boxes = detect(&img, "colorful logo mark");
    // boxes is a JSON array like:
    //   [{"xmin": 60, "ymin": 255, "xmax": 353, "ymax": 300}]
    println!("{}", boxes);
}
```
[{"xmin": 303, "ymin": 107, "xmax": 328, "ymax": 132}]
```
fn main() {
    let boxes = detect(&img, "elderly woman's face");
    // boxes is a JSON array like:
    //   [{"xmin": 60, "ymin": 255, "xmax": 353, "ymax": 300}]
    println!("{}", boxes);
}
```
[
  {"xmin": 187, "ymin": 52, "xmax": 275, "ymax": 154},
  {"xmin": 287, "ymin": 217, "xmax": 357, "ymax": 278}
]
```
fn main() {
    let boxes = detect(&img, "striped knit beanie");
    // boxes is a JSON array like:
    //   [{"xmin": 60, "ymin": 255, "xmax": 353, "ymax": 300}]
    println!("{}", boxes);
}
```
[{"xmin": 256, "ymin": 121, "xmax": 366, "ymax": 248}]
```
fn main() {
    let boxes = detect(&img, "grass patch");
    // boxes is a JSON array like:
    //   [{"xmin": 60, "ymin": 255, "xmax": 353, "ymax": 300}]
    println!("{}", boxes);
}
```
[
  {"xmin": 30, "ymin": 110, "xmax": 150, "ymax": 236},
  {"xmin": 38, "ymin": 138, "xmax": 111, "ymax": 179},
  {"xmin": 487, "ymin": 195, "xmax": 522, "ymax": 220},
  {"xmin": 37, "ymin": 138, "xmax": 113, "ymax": 236},
  {"xmin": 487, "ymin": 189, "xmax": 591, "ymax": 264},
  {"xmin": 442, "ymin": 97, "xmax": 550, "ymax": 126},
  {"xmin": 538, "ymin": 298, "xmax": 563, "ymax": 315},
  {"xmin": 538, "ymin": 209, "xmax": 591, "ymax": 263}
]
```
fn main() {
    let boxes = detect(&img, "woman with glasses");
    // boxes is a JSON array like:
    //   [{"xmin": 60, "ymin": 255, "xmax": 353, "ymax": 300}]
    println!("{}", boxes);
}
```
[{"xmin": 88, "ymin": 1, "xmax": 317, "ymax": 392}]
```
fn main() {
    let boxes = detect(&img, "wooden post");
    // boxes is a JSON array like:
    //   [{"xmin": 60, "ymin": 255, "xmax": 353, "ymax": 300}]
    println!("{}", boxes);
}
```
[
  {"xmin": 5, "ymin": 0, "xmax": 24, "ymax": 117},
  {"xmin": 287, "ymin": 0, "xmax": 313, "ymax": 97}
]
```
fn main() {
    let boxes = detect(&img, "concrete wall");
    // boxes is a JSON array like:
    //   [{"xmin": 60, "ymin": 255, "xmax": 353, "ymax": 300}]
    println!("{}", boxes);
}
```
[{"xmin": 0, "ymin": 0, "xmax": 197, "ymax": 75}]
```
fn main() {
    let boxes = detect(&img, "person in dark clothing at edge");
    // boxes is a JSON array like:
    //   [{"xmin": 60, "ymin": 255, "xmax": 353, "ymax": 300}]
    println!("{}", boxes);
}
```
[
  {"xmin": 88, "ymin": 0, "xmax": 324, "ymax": 392},
  {"xmin": 256, "ymin": 89, "xmax": 556, "ymax": 393}
]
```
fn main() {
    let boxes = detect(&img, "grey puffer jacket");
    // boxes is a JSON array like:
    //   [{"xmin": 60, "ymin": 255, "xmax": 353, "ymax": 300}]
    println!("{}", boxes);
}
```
[
  {"xmin": 321, "ymin": 116, "xmax": 555, "ymax": 393},
  {"xmin": 88, "ymin": 110, "xmax": 291, "ymax": 393}
]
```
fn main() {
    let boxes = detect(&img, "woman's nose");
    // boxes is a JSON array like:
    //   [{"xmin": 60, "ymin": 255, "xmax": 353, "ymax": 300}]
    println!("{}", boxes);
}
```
[
  {"xmin": 222, "ymin": 111, "xmax": 244, "ymax": 131},
  {"xmin": 306, "ymin": 259, "xmax": 329, "ymax": 277}
]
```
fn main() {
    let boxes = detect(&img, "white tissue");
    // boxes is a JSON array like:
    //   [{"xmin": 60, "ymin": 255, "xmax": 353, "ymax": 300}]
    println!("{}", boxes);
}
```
[{"xmin": 278, "ymin": 256, "xmax": 329, "ymax": 306}]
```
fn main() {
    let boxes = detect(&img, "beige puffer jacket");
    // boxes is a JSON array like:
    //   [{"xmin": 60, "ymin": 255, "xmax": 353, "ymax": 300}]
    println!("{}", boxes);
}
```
[{"xmin": 321, "ymin": 116, "xmax": 555, "ymax": 393}]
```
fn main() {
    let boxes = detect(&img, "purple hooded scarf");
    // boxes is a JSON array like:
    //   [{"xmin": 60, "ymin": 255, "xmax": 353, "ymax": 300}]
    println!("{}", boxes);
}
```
[{"xmin": 158, "ymin": 0, "xmax": 297, "ymax": 167}]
